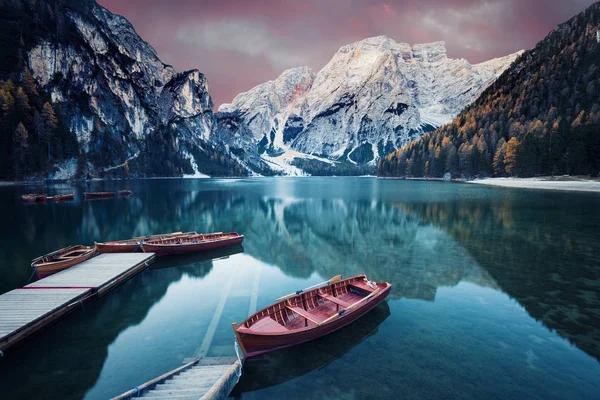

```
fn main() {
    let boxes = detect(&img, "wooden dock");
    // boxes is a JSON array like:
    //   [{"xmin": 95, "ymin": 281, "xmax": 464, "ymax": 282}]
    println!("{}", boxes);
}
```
[
  {"xmin": 0, "ymin": 253, "xmax": 155, "ymax": 354},
  {"xmin": 112, "ymin": 356, "xmax": 243, "ymax": 400}
]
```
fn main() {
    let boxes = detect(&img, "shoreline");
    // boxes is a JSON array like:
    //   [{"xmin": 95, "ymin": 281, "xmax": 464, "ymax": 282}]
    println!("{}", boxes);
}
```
[
  {"xmin": 3, "ymin": 176, "xmax": 600, "ymax": 193},
  {"xmin": 467, "ymin": 177, "xmax": 600, "ymax": 193},
  {"xmin": 0, "ymin": 176, "xmax": 250, "ymax": 187}
]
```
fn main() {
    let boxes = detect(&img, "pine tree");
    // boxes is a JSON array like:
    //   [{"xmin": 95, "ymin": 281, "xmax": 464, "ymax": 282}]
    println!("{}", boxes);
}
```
[
  {"xmin": 14, "ymin": 122, "xmax": 28, "ymax": 162},
  {"xmin": 41, "ymin": 102, "xmax": 57, "ymax": 159},
  {"xmin": 22, "ymin": 69, "xmax": 39, "ymax": 99},
  {"xmin": 0, "ymin": 85, "xmax": 15, "ymax": 115},
  {"xmin": 13, "ymin": 122, "xmax": 29, "ymax": 176},
  {"xmin": 445, "ymin": 145, "xmax": 458, "ymax": 175}
]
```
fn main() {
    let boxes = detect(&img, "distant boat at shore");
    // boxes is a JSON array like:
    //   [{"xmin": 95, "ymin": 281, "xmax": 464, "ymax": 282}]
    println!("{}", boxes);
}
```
[
  {"xmin": 52, "ymin": 193, "xmax": 74, "ymax": 201},
  {"xmin": 84, "ymin": 191, "xmax": 116, "ymax": 199},
  {"xmin": 20, "ymin": 194, "xmax": 48, "ymax": 203}
]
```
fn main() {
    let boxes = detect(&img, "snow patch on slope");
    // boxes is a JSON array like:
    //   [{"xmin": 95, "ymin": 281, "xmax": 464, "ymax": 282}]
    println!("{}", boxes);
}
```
[{"xmin": 182, "ymin": 151, "xmax": 210, "ymax": 178}]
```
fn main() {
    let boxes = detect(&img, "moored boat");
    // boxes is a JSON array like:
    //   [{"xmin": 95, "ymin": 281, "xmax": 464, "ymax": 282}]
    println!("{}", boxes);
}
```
[
  {"xmin": 231, "ymin": 301, "xmax": 391, "ymax": 395},
  {"xmin": 95, "ymin": 231, "xmax": 196, "ymax": 253},
  {"xmin": 141, "ymin": 232, "xmax": 244, "ymax": 256},
  {"xmin": 118, "ymin": 190, "xmax": 133, "ymax": 196},
  {"xmin": 84, "ymin": 191, "xmax": 115, "ymax": 199},
  {"xmin": 20, "ymin": 193, "xmax": 47, "ymax": 203},
  {"xmin": 232, "ymin": 274, "xmax": 391, "ymax": 358},
  {"xmin": 52, "ymin": 193, "xmax": 74, "ymax": 201},
  {"xmin": 31, "ymin": 245, "xmax": 98, "ymax": 276}
]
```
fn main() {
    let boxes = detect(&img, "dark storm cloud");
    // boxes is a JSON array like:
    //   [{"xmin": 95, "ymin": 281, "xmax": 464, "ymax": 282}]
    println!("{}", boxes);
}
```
[{"xmin": 98, "ymin": 0, "xmax": 597, "ymax": 108}]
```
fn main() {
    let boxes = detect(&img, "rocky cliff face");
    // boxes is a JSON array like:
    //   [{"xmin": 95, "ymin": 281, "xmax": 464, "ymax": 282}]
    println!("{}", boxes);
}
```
[
  {"xmin": 218, "ymin": 36, "xmax": 522, "ymax": 172},
  {"xmin": 2, "ymin": 0, "xmax": 244, "ymax": 178}
]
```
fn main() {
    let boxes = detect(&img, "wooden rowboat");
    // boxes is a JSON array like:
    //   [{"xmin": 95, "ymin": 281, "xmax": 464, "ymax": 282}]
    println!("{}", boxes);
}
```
[
  {"xmin": 84, "ymin": 191, "xmax": 115, "ymax": 199},
  {"xmin": 232, "ymin": 274, "xmax": 391, "ymax": 358},
  {"xmin": 95, "ymin": 231, "xmax": 196, "ymax": 253},
  {"xmin": 52, "ymin": 193, "xmax": 74, "ymax": 201},
  {"xmin": 232, "ymin": 301, "xmax": 391, "ymax": 395},
  {"xmin": 31, "ymin": 245, "xmax": 98, "ymax": 276},
  {"xmin": 118, "ymin": 190, "xmax": 133, "ymax": 196},
  {"xmin": 20, "ymin": 193, "xmax": 47, "ymax": 203},
  {"xmin": 141, "ymin": 232, "xmax": 244, "ymax": 256}
]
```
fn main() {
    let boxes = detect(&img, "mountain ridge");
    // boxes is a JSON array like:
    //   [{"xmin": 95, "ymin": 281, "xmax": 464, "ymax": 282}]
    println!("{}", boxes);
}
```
[
  {"xmin": 378, "ymin": 2, "xmax": 600, "ymax": 179},
  {"xmin": 0, "ymin": 0, "xmax": 246, "ymax": 179},
  {"xmin": 217, "ymin": 35, "xmax": 522, "ymax": 175}
]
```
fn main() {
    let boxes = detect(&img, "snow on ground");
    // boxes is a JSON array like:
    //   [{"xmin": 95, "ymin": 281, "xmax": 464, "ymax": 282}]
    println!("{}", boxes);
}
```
[
  {"xmin": 47, "ymin": 158, "xmax": 78, "ymax": 180},
  {"xmin": 469, "ymin": 177, "xmax": 600, "ymax": 193},
  {"xmin": 261, "ymin": 149, "xmax": 337, "ymax": 176},
  {"xmin": 182, "ymin": 151, "xmax": 210, "ymax": 178}
]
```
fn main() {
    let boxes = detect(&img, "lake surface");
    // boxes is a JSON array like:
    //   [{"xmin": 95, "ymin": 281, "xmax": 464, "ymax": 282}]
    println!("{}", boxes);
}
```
[{"xmin": 0, "ymin": 177, "xmax": 599, "ymax": 399}]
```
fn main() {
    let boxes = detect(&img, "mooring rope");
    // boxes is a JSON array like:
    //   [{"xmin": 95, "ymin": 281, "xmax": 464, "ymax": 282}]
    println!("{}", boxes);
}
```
[
  {"xmin": 133, "ymin": 241, "xmax": 143, "ymax": 253},
  {"xmin": 131, "ymin": 385, "xmax": 141, "ymax": 397},
  {"xmin": 25, "ymin": 265, "xmax": 38, "ymax": 285},
  {"xmin": 234, "ymin": 341, "xmax": 243, "ymax": 381}
]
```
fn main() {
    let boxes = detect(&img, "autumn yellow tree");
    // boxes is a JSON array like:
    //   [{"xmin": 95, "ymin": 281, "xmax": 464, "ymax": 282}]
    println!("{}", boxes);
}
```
[
  {"xmin": 493, "ymin": 138, "xmax": 507, "ymax": 176},
  {"xmin": 504, "ymin": 137, "xmax": 520, "ymax": 175}
]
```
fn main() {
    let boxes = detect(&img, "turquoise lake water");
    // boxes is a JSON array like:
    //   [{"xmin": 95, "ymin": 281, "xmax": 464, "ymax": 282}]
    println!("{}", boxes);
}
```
[{"xmin": 0, "ymin": 177, "xmax": 598, "ymax": 399}]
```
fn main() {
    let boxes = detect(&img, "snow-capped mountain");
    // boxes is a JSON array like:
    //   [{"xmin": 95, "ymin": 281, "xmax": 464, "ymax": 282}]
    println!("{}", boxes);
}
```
[
  {"xmin": 5, "ymin": 0, "xmax": 244, "ymax": 178},
  {"xmin": 218, "ymin": 36, "xmax": 522, "ymax": 171}
]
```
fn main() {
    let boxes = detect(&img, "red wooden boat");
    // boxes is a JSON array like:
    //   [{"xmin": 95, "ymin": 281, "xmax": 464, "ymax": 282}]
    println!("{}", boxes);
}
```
[
  {"xmin": 52, "ymin": 193, "xmax": 74, "ymax": 201},
  {"xmin": 95, "ymin": 231, "xmax": 196, "ymax": 253},
  {"xmin": 84, "ymin": 191, "xmax": 115, "ymax": 199},
  {"xmin": 141, "ymin": 232, "xmax": 244, "ymax": 256},
  {"xmin": 232, "ymin": 274, "xmax": 391, "ymax": 358},
  {"xmin": 118, "ymin": 190, "xmax": 133, "ymax": 196},
  {"xmin": 20, "ymin": 193, "xmax": 47, "ymax": 203},
  {"xmin": 31, "ymin": 245, "xmax": 98, "ymax": 276}
]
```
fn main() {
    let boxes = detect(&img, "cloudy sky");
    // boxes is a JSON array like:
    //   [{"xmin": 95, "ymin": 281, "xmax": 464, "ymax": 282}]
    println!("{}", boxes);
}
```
[{"xmin": 98, "ymin": 0, "xmax": 596, "ymax": 108}]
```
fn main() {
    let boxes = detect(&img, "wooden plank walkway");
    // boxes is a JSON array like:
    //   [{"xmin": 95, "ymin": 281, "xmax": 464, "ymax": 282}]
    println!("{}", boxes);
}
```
[
  {"xmin": 0, "ymin": 253, "xmax": 155, "ymax": 354},
  {"xmin": 112, "ymin": 357, "xmax": 243, "ymax": 400}
]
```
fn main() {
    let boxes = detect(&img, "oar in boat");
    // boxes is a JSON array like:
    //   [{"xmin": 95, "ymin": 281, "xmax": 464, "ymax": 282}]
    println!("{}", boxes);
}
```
[
  {"xmin": 275, "ymin": 275, "xmax": 343, "ymax": 301},
  {"xmin": 318, "ymin": 287, "xmax": 382, "ymax": 325}
]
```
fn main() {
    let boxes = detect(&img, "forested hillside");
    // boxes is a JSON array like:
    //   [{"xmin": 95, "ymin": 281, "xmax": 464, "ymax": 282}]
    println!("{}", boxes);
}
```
[
  {"xmin": 0, "ymin": 0, "xmax": 247, "ymax": 180},
  {"xmin": 0, "ymin": 71, "xmax": 79, "ymax": 179},
  {"xmin": 379, "ymin": 3, "xmax": 600, "ymax": 178}
]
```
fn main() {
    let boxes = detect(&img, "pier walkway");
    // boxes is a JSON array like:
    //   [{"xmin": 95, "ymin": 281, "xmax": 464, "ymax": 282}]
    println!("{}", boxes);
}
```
[
  {"xmin": 112, "ymin": 356, "xmax": 243, "ymax": 400},
  {"xmin": 0, "ymin": 253, "xmax": 155, "ymax": 354}
]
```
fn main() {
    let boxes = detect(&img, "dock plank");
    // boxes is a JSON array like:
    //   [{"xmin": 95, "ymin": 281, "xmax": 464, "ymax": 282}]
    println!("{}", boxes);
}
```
[
  {"xmin": 111, "ymin": 357, "xmax": 243, "ymax": 400},
  {"xmin": 0, "ymin": 253, "xmax": 154, "ymax": 353},
  {"xmin": 26, "ymin": 253, "xmax": 154, "ymax": 289}
]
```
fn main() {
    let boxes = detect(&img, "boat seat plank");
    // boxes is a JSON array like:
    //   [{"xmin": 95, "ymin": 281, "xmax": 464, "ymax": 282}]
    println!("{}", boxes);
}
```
[
  {"xmin": 250, "ymin": 316, "xmax": 288, "ymax": 332},
  {"xmin": 349, "ymin": 281, "xmax": 375, "ymax": 293},
  {"xmin": 318, "ymin": 293, "xmax": 352, "ymax": 308},
  {"xmin": 286, "ymin": 305, "xmax": 325, "ymax": 324}
]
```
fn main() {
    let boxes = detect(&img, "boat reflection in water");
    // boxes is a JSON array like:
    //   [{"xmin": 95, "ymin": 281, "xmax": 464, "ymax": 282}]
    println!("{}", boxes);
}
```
[
  {"xmin": 231, "ymin": 301, "xmax": 390, "ymax": 396},
  {"xmin": 149, "ymin": 244, "xmax": 244, "ymax": 271}
]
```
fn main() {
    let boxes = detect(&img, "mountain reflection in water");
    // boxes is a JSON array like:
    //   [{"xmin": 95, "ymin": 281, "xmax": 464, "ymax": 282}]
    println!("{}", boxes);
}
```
[{"xmin": 0, "ymin": 178, "xmax": 598, "ymax": 399}]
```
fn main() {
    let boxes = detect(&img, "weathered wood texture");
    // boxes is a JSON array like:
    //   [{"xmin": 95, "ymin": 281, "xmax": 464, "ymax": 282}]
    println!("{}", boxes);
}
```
[
  {"xmin": 0, "ymin": 253, "xmax": 155, "ymax": 353},
  {"xmin": 111, "ymin": 357, "xmax": 243, "ymax": 400},
  {"xmin": 26, "ymin": 253, "xmax": 154, "ymax": 290}
]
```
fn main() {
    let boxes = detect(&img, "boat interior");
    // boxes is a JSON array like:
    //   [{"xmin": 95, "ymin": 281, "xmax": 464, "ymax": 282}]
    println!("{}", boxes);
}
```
[
  {"xmin": 43, "ymin": 248, "xmax": 93, "ymax": 263},
  {"xmin": 243, "ymin": 276, "xmax": 384, "ymax": 332},
  {"xmin": 147, "ymin": 232, "xmax": 238, "ymax": 245}
]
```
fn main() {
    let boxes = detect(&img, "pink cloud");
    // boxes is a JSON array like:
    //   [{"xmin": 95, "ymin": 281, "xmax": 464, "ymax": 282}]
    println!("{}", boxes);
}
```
[{"xmin": 97, "ymin": 0, "xmax": 597, "ymax": 108}]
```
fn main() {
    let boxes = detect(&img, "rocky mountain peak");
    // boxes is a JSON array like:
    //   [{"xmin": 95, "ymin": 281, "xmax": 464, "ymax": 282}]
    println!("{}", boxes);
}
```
[
  {"xmin": 217, "ymin": 35, "xmax": 523, "ymax": 174},
  {"xmin": 2, "ymin": 0, "xmax": 246, "ymax": 179}
]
